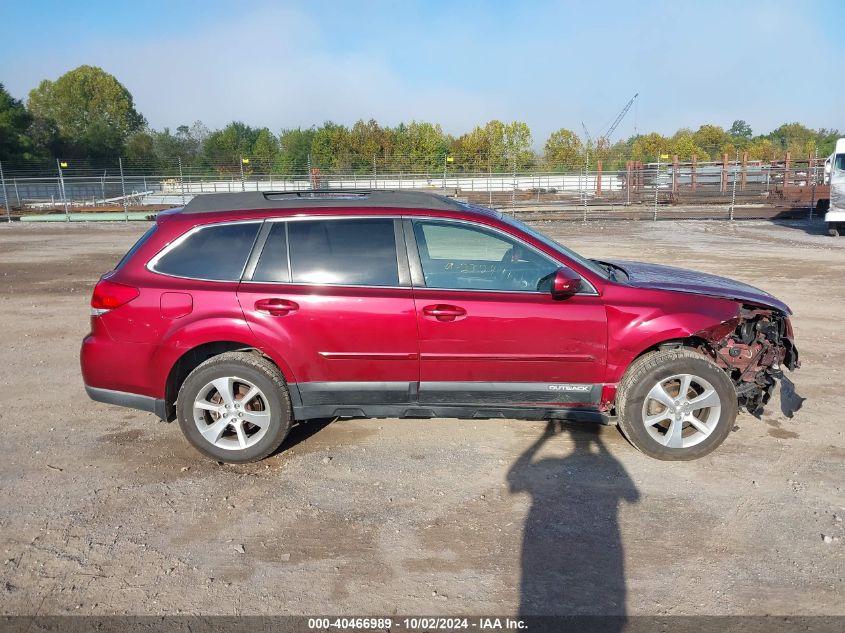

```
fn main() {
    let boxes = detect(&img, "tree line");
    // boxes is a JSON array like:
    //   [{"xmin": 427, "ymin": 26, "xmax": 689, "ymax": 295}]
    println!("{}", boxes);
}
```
[{"xmin": 1, "ymin": 66, "xmax": 840, "ymax": 175}]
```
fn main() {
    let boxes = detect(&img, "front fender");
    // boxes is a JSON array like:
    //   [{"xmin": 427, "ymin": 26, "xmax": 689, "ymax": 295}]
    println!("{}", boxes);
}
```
[{"xmin": 605, "ymin": 296, "xmax": 740, "ymax": 383}]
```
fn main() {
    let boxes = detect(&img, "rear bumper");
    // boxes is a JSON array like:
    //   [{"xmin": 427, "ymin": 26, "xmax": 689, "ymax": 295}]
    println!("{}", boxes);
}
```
[{"xmin": 85, "ymin": 385, "xmax": 167, "ymax": 420}]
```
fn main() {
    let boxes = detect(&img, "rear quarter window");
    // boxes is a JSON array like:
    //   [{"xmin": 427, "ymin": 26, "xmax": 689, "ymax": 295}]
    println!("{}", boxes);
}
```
[
  {"xmin": 150, "ymin": 222, "xmax": 261, "ymax": 281},
  {"xmin": 115, "ymin": 224, "xmax": 157, "ymax": 270}
]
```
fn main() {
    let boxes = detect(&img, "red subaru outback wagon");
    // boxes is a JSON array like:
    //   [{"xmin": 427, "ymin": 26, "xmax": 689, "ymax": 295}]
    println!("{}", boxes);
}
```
[{"xmin": 81, "ymin": 190, "xmax": 799, "ymax": 462}]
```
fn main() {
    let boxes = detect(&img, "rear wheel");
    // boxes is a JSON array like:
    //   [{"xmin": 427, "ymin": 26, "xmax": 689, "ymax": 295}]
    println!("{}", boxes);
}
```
[
  {"xmin": 829, "ymin": 223, "xmax": 841, "ymax": 237},
  {"xmin": 616, "ymin": 348, "xmax": 737, "ymax": 460},
  {"xmin": 176, "ymin": 352, "xmax": 292, "ymax": 463}
]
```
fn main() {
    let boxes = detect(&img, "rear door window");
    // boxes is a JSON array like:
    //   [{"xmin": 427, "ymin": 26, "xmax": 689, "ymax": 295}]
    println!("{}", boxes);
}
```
[
  {"xmin": 151, "ymin": 222, "xmax": 261, "ymax": 281},
  {"xmin": 252, "ymin": 222, "xmax": 290, "ymax": 282},
  {"xmin": 270, "ymin": 218, "xmax": 400, "ymax": 286}
]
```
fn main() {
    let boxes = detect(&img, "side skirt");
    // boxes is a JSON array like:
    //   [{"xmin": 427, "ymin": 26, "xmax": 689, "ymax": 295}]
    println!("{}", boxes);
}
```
[{"xmin": 291, "ymin": 381, "xmax": 613, "ymax": 425}]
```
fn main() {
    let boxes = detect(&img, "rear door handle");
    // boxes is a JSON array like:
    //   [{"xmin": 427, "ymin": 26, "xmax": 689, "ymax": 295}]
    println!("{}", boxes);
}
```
[
  {"xmin": 255, "ymin": 298, "xmax": 299, "ymax": 316},
  {"xmin": 422, "ymin": 304, "xmax": 467, "ymax": 322}
]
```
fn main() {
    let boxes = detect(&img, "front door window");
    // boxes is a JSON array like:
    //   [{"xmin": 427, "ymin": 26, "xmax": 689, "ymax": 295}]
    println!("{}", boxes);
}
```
[{"xmin": 413, "ymin": 220, "xmax": 559, "ymax": 292}]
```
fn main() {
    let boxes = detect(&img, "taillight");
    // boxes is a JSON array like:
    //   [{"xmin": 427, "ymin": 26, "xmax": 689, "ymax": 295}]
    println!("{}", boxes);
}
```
[{"xmin": 91, "ymin": 279, "xmax": 139, "ymax": 314}]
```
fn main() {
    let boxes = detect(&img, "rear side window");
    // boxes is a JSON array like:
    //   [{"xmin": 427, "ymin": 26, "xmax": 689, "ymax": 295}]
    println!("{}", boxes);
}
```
[
  {"xmin": 115, "ymin": 224, "xmax": 157, "ymax": 270},
  {"xmin": 254, "ymin": 218, "xmax": 399, "ymax": 286},
  {"xmin": 253, "ymin": 222, "xmax": 290, "ymax": 282},
  {"xmin": 151, "ymin": 222, "xmax": 261, "ymax": 281}
]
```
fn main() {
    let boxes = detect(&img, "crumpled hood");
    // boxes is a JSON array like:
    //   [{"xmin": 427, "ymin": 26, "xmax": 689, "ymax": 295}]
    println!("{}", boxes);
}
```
[{"xmin": 606, "ymin": 259, "xmax": 791, "ymax": 314}]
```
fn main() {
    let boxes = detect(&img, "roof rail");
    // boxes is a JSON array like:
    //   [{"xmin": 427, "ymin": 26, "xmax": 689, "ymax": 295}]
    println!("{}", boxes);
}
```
[{"xmin": 180, "ymin": 189, "xmax": 466, "ymax": 214}]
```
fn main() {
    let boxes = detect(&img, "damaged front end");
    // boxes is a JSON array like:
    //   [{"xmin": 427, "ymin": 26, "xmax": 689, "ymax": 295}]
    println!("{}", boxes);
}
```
[{"xmin": 703, "ymin": 306, "xmax": 801, "ymax": 417}]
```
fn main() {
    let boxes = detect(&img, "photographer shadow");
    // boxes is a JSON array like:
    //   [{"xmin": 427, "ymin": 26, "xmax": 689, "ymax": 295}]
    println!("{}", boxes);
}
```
[{"xmin": 507, "ymin": 420, "xmax": 640, "ymax": 618}]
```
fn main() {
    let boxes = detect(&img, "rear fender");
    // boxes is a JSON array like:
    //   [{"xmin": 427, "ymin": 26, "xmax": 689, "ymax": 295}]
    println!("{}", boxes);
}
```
[{"xmin": 149, "ymin": 317, "xmax": 296, "ymax": 398}]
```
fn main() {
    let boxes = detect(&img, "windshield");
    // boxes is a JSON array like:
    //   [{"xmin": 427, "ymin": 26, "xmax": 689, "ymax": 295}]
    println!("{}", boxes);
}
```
[
  {"xmin": 834, "ymin": 154, "xmax": 845, "ymax": 173},
  {"xmin": 498, "ymin": 214, "xmax": 610, "ymax": 279}
]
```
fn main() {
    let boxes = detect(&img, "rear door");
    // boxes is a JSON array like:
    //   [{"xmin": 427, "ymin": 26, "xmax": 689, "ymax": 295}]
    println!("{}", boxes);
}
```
[
  {"xmin": 237, "ymin": 216, "xmax": 419, "ymax": 412},
  {"xmin": 406, "ymin": 217, "xmax": 607, "ymax": 409}
]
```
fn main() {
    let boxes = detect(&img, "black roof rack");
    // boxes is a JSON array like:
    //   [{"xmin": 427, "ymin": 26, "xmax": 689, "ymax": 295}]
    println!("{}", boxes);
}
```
[{"xmin": 180, "ymin": 189, "xmax": 467, "ymax": 214}]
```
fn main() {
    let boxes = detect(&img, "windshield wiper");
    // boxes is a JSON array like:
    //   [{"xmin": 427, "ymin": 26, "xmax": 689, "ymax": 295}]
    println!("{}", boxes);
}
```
[{"xmin": 592, "ymin": 260, "xmax": 616, "ymax": 281}]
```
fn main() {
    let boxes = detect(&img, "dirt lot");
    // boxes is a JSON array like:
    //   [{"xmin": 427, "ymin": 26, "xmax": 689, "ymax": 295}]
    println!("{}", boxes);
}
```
[{"xmin": 0, "ymin": 218, "xmax": 843, "ymax": 617}]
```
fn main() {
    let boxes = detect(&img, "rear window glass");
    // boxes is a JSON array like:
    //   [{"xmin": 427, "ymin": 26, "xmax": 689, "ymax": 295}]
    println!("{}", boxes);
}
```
[
  {"xmin": 152, "ymin": 222, "xmax": 261, "ymax": 281},
  {"xmin": 115, "ymin": 224, "xmax": 157, "ymax": 270},
  {"xmin": 253, "ymin": 222, "xmax": 290, "ymax": 282},
  {"xmin": 284, "ymin": 218, "xmax": 399, "ymax": 286}
]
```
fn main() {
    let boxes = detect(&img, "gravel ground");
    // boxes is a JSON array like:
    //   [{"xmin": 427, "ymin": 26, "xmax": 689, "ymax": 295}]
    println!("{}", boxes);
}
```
[{"xmin": 0, "ymin": 218, "xmax": 842, "ymax": 616}]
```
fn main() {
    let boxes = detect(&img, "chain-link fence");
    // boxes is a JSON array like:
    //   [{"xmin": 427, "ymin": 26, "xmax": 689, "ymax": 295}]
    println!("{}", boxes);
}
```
[{"xmin": 0, "ymin": 154, "xmax": 829, "ymax": 222}]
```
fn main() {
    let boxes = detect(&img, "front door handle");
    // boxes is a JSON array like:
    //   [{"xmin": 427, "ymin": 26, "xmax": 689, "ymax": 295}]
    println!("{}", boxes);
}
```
[
  {"xmin": 422, "ymin": 304, "xmax": 467, "ymax": 322},
  {"xmin": 255, "ymin": 298, "xmax": 299, "ymax": 316}
]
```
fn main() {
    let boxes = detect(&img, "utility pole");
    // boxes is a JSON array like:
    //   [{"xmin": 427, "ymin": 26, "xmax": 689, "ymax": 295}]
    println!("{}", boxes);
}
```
[
  {"xmin": 729, "ymin": 149, "xmax": 738, "ymax": 221},
  {"xmin": 119, "ymin": 158, "xmax": 129, "ymax": 221},
  {"xmin": 653, "ymin": 154, "xmax": 661, "ymax": 221},
  {"xmin": 810, "ymin": 147, "xmax": 818, "ymax": 220},
  {"xmin": 178, "ymin": 157, "xmax": 186, "ymax": 205},
  {"xmin": 57, "ymin": 159, "xmax": 69, "ymax": 221},
  {"xmin": 0, "ymin": 161, "xmax": 10, "ymax": 222},
  {"xmin": 307, "ymin": 153, "xmax": 313, "ymax": 189},
  {"xmin": 511, "ymin": 156, "xmax": 516, "ymax": 213}
]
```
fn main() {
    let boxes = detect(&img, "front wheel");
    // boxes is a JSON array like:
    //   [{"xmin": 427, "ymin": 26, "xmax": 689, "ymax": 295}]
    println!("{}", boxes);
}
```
[
  {"xmin": 616, "ymin": 348, "xmax": 737, "ymax": 460},
  {"xmin": 176, "ymin": 352, "xmax": 292, "ymax": 463}
]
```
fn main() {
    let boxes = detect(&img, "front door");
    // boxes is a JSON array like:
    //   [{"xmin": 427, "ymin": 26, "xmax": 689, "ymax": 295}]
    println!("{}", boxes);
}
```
[
  {"xmin": 237, "ymin": 217, "xmax": 419, "ymax": 414},
  {"xmin": 406, "ymin": 218, "xmax": 607, "ymax": 409}
]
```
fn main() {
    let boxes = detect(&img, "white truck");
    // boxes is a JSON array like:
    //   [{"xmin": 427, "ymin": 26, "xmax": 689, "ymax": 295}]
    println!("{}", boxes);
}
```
[{"xmin": 826, "ymin": 138, "xmax": 845, "ymax": 236}]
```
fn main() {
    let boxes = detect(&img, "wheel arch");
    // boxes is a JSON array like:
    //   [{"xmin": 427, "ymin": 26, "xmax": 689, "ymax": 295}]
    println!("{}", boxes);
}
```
[
  {"xmin": 603, "ymin": 336, "xmax": 712, "ymax": 412},
  {"xmin": 160, "ymin": 341, "xmax": 294, "ymax": 422}
]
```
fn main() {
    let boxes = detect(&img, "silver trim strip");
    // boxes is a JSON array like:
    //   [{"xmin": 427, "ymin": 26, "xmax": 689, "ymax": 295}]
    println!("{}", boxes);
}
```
[{"xmin": 143, "ymin": 214, "xmax": 598, "ymax": 296}]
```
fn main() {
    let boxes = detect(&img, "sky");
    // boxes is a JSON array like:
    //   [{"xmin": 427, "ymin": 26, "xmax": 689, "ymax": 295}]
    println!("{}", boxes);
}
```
[{"xmin": 1, "ymin": 0, "xmax": 842, "ymax": 147}]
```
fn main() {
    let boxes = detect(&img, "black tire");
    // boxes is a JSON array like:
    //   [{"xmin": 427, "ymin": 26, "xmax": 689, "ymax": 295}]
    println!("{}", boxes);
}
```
[
  {"xmin": 616, "ymin": 348, "xmax": 737, "ymax": 461},
  {"xmin": 176, "ymin": 352, "xmax": 292, "ymax": 463},
  {"xmin": 829, "ymin": 224, "xmax": 841, "ymax": 237}
]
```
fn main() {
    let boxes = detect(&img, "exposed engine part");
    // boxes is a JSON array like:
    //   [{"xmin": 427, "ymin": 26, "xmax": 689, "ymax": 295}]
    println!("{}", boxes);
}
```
[{"xmin": 706, "ymin": 306, "xmax": 801, "ymax": 416}]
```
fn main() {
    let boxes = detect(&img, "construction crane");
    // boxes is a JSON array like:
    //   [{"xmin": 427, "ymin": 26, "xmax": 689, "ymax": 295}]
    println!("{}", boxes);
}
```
[
  {"xmin": 601, "ymin": 92, "xmax": 638, "ymax": 145},
  {"xmin": 582, "ymin": 93, "xmax": 639, "ymax": 151},
  {"xmin": 580, "ymin": 122, "xmax": 593, "ymax": 148}
]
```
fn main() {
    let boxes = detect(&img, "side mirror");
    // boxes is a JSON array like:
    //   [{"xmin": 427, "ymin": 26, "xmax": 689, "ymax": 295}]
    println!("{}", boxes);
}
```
[{"xmin": 551, "ymin": 267, "xmax": 582, "ymax": 297}]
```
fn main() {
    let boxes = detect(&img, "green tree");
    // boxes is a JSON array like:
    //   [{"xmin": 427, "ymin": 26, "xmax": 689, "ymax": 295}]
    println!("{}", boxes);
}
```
[
  {"xmin": 27, "ymin": 65, "xmax": 145, "ymax": 159},
  {"xmin": 348, "ymin": 119, "xmax": 394, "ymax": 172},
  {"xmin": 0, "ymin": 83, "xmax": 36, "ymax": 163},
  {"xmin": 310, "ymin": 122, "xmax": 352, "ymax": 172},
  {"xmin": 393, "ymin": 121, "xmax": 451, "ymax": 172},
  {"xmin": 252, "ymin": 128, "xmax": 279, "ymax": 172},
  {"xmin": 630, "ymin": 132, "xmax": 671, "ymax": 163},
  {"xmin": 746, "ymin": 138, "xmax": 778, "ymax": 162},
  {"xmin": 671, "ymin": 131, "xmax": 710, "ymax": 161},
  {"xmin": 729, "ymin": 120, "xmax": 753, "ymax": 140},
  {"xmin": 125, "ymin": 130, "xmax": 157, "ymax": 166},
  {"xmin": 203, "ymin": 121, "xmax": 260, "ymax": 173},
  {"xmin": 692, "ymin": 124, "xmax": 731, "ymax": 158},
  {"xmin": 816, "ymin": 128, "xmax": 842, "ymax": 159},
  {"xmin": 767, "ymin": 122, "xmax": 819, "ymax": 157},
  {"xmin": 277, "ymin": 127, "xmax": 316, "ymax": 173},
  {"xmin": 504, "ymin": 121, "xmax": 534, "ymax": 170},
  {"xmin": 452, "ymin": 120, "xmax": 533, "ymax": 172},
  {"xmin": 543, "ymin": 128, "xmax": 582, "ymax": 170}
]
